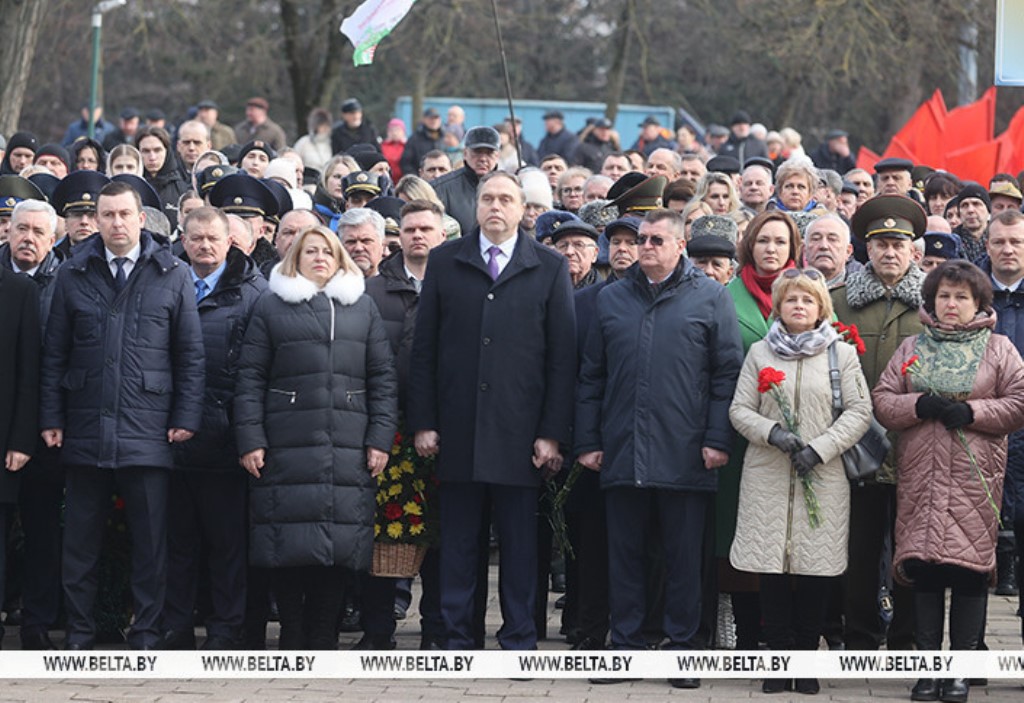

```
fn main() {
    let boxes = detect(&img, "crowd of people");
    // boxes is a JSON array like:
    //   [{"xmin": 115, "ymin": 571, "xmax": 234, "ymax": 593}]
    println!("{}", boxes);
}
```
[{"xmin": 1, "ymin": 96, "xmax": 1023, "ymax": 700}]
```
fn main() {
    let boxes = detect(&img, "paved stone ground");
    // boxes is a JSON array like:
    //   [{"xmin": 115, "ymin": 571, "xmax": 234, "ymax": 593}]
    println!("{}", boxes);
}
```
[{"xmin": 1, "ymin": 570, "xmax": 1021, "ymax": 702}]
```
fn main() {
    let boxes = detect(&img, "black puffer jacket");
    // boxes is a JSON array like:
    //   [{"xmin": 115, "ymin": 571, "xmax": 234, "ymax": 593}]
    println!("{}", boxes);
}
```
[
  {"xmin": 234, "ymin": 265, "xmax": 398, "ymax": 570},
  {"xmin": 174, "ymin": 248, "xmax": 267, "ymax": 470},
  {"xmin": 431, "ymin": 165, "xmax": 482, "ymax": 236},
  {"xmin": 364, "ymin": 252, "xmax": 418, "ymax": 412},
  {"xmin": 400, "ymin": 125, "xmax": 444, "ymax": 178},
  {"xmin": 39, "ymin": 230, "xmax": 205, "ymax": 469},
  {"xmin": 330, "ymin": 120, "xmax": 381, "ymax": 155},
  {"xmin": 145, "ymin": 153, "xmax": 190, "ymax": 229}
]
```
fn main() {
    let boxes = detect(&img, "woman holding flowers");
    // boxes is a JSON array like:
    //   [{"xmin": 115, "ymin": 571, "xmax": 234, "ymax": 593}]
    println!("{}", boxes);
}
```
[
  {"xmin": 718, "ymin": 210, "xmax": 803, "ymax": 651},
  {"xmin": 873, "ymin": 260, "xmax": 1024, "ymax": 703},
  {"xmin": 234, "ymin": 225, "xmax": 397, "ymax": 649},
  {"xmin": 729, "ymin": 269, "xmax": 872, "ymax": 695}
]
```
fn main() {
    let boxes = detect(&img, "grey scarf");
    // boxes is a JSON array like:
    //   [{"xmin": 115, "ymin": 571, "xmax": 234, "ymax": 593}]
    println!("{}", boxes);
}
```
[{"xmin": 764, "ymin": 319, "xmax": 840, "ymax": 360}]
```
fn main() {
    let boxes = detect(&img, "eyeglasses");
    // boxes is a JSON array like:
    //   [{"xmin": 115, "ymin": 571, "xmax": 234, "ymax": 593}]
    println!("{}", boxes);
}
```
[
  {"xmin": 554, "ymin": 239, "xmax": 596, "ymax": 252},
  {"xmin": 781, "ymin": 267, "xmax": 824, "ymax": 281},
  {"xmin": 636, "ymin": 234, "xmax": 671, "ymax": 247},
  {"xmin": 560, "ymin": 186, "xmax": 584, "ymax": 195}
]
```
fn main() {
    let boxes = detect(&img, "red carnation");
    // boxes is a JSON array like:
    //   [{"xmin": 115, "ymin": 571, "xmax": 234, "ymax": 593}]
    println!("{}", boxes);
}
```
[
  {"xmin": 384, "ymin": 502, "xmax": 403, "ymax": 520},
  {"xmin": 901, "ymin": 355, "xmax": 920, "ymax": 376},
  {"xmin": 413, "ymin": 493, "xmax": 423, "ymax": 504},
  {"xmin": 408, "ymin": 515, "xmax": 423, "ymax": 526},
  {"xmin": 113, "ymin": 497, "xmax": 125, "ymax": 511},
  {"xmin": 757, "ymin": 367, "xmax": 786, "ymax": 393}
]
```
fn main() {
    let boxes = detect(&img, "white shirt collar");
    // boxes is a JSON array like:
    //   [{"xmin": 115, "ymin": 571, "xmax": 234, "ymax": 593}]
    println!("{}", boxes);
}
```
[
  {"xmin": 105, "ymin": 242, "xmax": 141, "ymax": 265},
  {"xmin": 480, "ymin": 232, "xmax": 517, "ymax": 260}
]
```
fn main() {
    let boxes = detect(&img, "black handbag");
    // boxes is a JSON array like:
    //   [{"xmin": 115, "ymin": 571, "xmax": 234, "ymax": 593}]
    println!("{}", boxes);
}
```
[{"xmin": 827, "ymin": 342, "xmax": 891, "ymax": 483}]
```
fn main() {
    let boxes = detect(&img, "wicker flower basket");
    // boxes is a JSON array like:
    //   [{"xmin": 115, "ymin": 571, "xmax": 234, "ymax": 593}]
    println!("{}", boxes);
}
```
[{"xmin": 371, "ymin": 542, "xmax": 428, "ymax": 577}]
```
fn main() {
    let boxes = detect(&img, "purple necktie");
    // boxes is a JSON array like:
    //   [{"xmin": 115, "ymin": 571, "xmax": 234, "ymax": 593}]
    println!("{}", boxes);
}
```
[{"xmin": 486, "ymin": 245, "xmax": 501, "ymax": 281}]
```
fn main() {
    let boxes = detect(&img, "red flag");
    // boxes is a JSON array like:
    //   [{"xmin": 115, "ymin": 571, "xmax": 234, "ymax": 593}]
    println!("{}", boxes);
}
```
[
  {"xmin": 888, "ymin": 89, "xmax": 947, "ymax": 168},
  {"xmin": 945, "ymin": 140, "xmax": 1002, "ymax": 184},
  {"xmin": 944, "ymin": 86, "xmax": 996, "ymax": 155},
  {"xmin": 880, "ymin": 135, "xmax": 920, "ymax": 163},
  {"xmin": 856, "ymin": 146, "xmax": 880, "ymax": 173},
  {"xmin": 996, "ymin": 105, "xmax": 1024, "ymax": 175}
]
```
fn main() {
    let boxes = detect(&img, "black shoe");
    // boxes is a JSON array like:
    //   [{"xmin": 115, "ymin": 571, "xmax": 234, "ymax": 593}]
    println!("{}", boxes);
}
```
[
  {"xmin": 20, "ymin": 630, "xmax": 57, "ymax": 650},
  {"xmin": 554, "ymin": 594, "xmax": 567, "ymax": 610},
  {"xmin": 4, "ymin": 609, "xmax": 22, "ymax": 626},
  {"xmin": 551, "ymin": 574, "xmax": 566, "ymax": 593},
  {"xmin": 338, "ymin": 608, "xmax": 362, "ymax": 633},
  {"xmin": 563, "ymin": 628, "xmax": 581, "ymax": 645},
  {"xmin": 967, "ymin": 678, "xmax": 986, "ymax": 686},
  {"xmin": 669, "ymin": 678, "xmax": 700, "ymax": 689},
  {"xmin": 938, "ymin": 679, "xmax": 968, "ymax": 703},
  {"xmin": 590, "ymin": 677, "xmax": 639, "ymax": 684},
  {"xmin": 392, "ymin": 604, "xmax": 408, "ymax": 621},
  {"xmin": 763, "ymin": 679, "xmax": 793, "ymax": 694},
  {"xmin": 419, "ymin": 636, "xmax": 444, "ymax": 650},
  {"xmin": 351, "ymin": 635, "xmax": 396, "ymax": 650},
  {"xmin": 201, "ymin": 635, "xmax": 242, "ymax": 650},
  {"xmin": 571, "ymin": 636, "xmax": 605, "ymax": 650},
  {"xmin": 795, "ymin": 678, "xmax": 820, "ymax": 695},
  {"xmin": 160, "ymin": 629, "xmax": 196, "ymax": 650},
  {"xmin": 65, "ymin": 641, "xmax": 93, "ymax": 650},
  {"xmin": 911, "ymin": 678, "xmax": 940, "ymax": 701}
]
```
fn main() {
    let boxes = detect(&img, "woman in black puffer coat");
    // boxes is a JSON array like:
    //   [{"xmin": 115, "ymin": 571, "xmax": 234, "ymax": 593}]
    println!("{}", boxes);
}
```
[{"xmin": 235, "ymin": 224, "xmax": 397, "ymax": 650}]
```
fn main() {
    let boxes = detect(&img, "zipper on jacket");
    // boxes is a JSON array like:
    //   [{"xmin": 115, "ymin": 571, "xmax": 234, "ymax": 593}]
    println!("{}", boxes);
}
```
[
  {"xmin": 783, "ymin": 358, "xmax": 804, "ymax": 572},
  {"xmin": 328, "ymin": 296, "xmax": 336, "ymax": 341},
  {"xmin": 346, "ymin": 389, "xmax": 366, "ymax": 405},
  {"xmin": 269, "ymin": 388, "xmax": 296, "ymax": 404}
]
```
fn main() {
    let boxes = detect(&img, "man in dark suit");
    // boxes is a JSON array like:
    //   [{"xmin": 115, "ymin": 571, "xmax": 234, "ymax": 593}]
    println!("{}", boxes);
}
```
[
  {"xmin": 408, "ymin": 171, "xmax": 576, "ymax": 650},
  {"xmin": 40, "ymin": 180, "xmax": 205, "ymax": 650}
]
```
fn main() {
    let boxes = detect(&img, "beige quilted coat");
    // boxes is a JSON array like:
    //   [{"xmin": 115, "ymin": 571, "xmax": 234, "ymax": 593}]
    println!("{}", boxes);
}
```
[
  {"xmin": 872, "ymin": 332, "xmax": 1024, "ymax": 585},
  {"xmin": 729, "ymin": 340, "xmax": 872, "ymax": 576}
]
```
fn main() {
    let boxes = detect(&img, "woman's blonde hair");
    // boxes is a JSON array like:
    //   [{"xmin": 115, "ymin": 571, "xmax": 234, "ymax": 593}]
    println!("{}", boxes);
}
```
[
  {"xmin": 278, "ymin": 224, "xmax": 361, "ymax": 280},
  {"xmin": 106, "ymin": 144, "xmax": 143, "ymax": 175},
  {"xmin": 394, "ymin": 174, "xmax": 442, "ymax": 206},
  {"xmin": 680, "ymin": 199, "xmax": 713, "ymax": 240},
  {"xmin": 771, "ymin": 269, "xmax": 834, "ymax": 325}
]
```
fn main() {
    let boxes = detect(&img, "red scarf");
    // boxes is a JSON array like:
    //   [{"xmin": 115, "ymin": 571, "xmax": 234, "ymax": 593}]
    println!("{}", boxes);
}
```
[{"xmin": 739, "ymin": 263, "xmax": 795, "ymax": 319}]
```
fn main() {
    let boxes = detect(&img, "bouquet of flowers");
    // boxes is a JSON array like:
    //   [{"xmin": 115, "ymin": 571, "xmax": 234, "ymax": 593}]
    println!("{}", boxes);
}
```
[
  {"xmin": 758, "ymin": 366, "xmax": 822, "ymax": 528},
  {"xmin": 373, "ymin": 430, "xmax": 438, "ymax": 546},
  {"xmin": 833, "ymin": 321, "xmax": 866, "ymax": 355}
]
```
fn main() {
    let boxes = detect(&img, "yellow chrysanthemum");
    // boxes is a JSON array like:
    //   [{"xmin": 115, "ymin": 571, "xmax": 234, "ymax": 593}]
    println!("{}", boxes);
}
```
[
  {"xmin": 374, "ymin": 523, "xmax": 381, "ymax": 537},
  {"xmin": 403, "ymin": 501, "xmax": 422, "ymax": 516},
  {"xmin": 388, "ymin": 484, "xmax": 402, "ymax": 497},
  {"xmin": 390, "ymin": 446, "xmax": 401, "ymax": 456},
  {"xmin": 387, "ymin": 522, "xmax": 403, "ymax": 539},
  {"xmin": 376, "ymin": 493, "xmax": 385, "ymax": 505},
  {"xmin": 388, "ymin": 465, "xmax": 403, "ymax": 481},
  {"xmin": 410, "ymin": 523, "xmax": 425, "ymax": 536},
  {"xmin": 412, "ymin": 479, "xmax": 425, "ymax": 492},
  {"xmin": 399, "ymin": 460, "xmax": 414, "ymax": 474}
]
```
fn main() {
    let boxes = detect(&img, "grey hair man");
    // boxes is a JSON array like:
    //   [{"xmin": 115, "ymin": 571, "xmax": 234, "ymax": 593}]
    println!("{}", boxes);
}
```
[
  {"xmin": 803, "ymin": 213, "xmax": 860, "ymax": 288},
  {"xmin": 338, "ymin": 207, "xmax": 386, "ymax": 277},
  {"xmin": 740, "ymin": 163, "xmax": 774, "ymax": 213}
]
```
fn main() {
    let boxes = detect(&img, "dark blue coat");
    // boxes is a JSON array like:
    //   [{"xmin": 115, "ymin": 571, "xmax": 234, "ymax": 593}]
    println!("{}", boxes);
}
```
[
  {"xmin": 39, "ymin": 230, "xmax": 205, "ymax": 469},
  {"xmin": 575, "ymin": 258, "xmax": 744, "ymax": 491},
  {"xmin": 407, "ymin": 230, "xmax": 577, "ymax": 488},
  {"xmin": 174, "ymin": 248, "xmax": 267, "ymax": 471},
  {"xmin": 0, "ymin": 267, "xmax": 40, "ymax": 502},
  {"xmin": 0, "ymin": 244, "xmax": 62, "ymax": 335},
  {"xmin": 987, "ymin": 260, "xmax": 1024, "ymax": 523}
]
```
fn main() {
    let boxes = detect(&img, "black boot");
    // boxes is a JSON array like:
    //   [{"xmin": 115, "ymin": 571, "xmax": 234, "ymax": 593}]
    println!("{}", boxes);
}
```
[
  {"xmin": 937, "ymin": 678, "xmax": 968, "ymax": 703},
  {"xmin": 911, "ymin": 679, "xmax": 940, "ymax": 701},
  {"xmin": 996, "ymin": 533, "xmax": 1018, "ymax": 596},
  {"xmin": 942, "ymin": 593, "xmax": 987, "ymax": 703}
]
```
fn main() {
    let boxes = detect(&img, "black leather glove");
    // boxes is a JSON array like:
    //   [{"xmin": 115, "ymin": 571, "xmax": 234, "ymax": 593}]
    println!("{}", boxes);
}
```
[
  {"xmin": 768, "ymin": 424, "xmax": 805, "ymax": 454},
  {"xmin": 916, "ymin": 393, "xmax": 953, "ymax": 420},
  {"xmin": 941, "ymin": 401, "xmax": 974, "ymax": 430},
  {"xmin": 791, "ymin": 445, "xmax": 822, "ymax": 478}
]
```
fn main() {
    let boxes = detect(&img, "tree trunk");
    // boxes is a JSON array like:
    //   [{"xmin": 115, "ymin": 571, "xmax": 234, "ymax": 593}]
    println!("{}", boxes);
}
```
[
  {"xmin": 604, "ymin": 0, "xmax": 635, "ymax": 124},
  {"xmin": 0, "ymin": 0, "xmax": 49, "ymax": 136}
]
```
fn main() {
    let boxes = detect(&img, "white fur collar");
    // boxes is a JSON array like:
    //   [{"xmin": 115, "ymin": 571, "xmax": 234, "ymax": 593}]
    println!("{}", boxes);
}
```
[{"xmin": 268, "ymin": 263, "xmax": 365, "ymax": 305}]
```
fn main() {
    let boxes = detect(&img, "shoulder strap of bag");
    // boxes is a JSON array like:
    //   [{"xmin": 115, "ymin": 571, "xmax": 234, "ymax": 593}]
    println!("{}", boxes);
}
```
[{"xmin": 828, "ymin": 341, "xmax": 843, "ymax": 420}]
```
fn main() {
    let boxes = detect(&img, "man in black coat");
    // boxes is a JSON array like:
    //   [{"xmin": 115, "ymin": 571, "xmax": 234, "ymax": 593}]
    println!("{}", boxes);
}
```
[
  {"xmin": 431, "ymin": 126, "xmax": 501, "ymax": 235},
  {"xmin": 162, "ymin": 207, "xmax": 267, "ymax": 650},
  {"xmin": 1, "ymin": 199, "xmax": 63, "ymax": 650},
  {"xmin": 40, "ymin": 180, "xmax": 205, "ymax": 650},
  {"xmin": 538, "ymin": 110, "xmax": 578, "ymax": 162},
  {"xmin": 0, "ymin": 261, "xmax": 40, "ymax": 646},
  {"xmin": 361, "ymin": 199, "xmax": 448, "ymax": 650},
  {"xmin": 408, "ymin": 172, "xmax": 576, "ymax": 650},
  {"xmin": 400, "ymin": 108, "xmax": 445, "ymax": 179},
  {"xmin": 576, "ymin": 210, "xmax": 743, "ymax": 688},
  {"xmin": 331, "ymin": 98, "xmax": 381, "ymax": 155}
]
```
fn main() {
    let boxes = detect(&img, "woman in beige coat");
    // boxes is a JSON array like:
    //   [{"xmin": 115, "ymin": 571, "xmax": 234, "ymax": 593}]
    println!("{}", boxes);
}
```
[
  {"xmin": 730, "ymin": 269, "xmax": 872, "ymax": 695},
  {"xmin": 873, "ymin": 260, "xmax": 1024, "ymax": 703}
]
